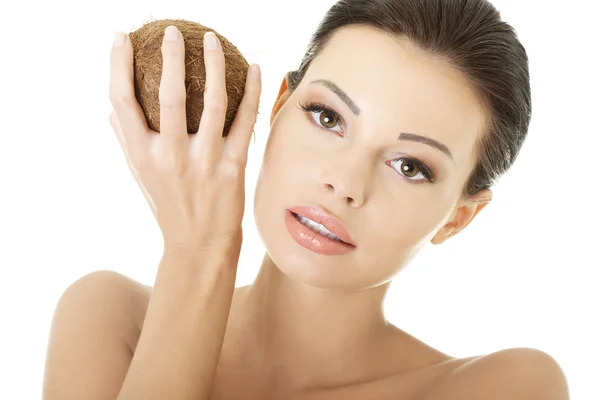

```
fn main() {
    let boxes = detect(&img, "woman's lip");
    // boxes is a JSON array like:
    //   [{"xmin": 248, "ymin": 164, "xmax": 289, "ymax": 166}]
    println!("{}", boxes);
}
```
[
  {"xmin": 284, "ymin": 210, "xmax": 356, "ymax": 255},
  {"xmin": 286, "ymin": 205, "xmax": 356, "ymax": 247}
]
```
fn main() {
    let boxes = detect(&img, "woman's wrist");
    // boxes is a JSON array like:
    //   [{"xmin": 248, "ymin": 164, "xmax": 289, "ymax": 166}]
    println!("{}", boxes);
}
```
[{"xmin": 157, "ymin": 241, "xmax": 240, "ymax": 294}]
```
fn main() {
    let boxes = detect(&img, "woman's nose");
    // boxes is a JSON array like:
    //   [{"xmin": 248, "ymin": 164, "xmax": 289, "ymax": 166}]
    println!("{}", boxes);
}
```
[
  {"xmin": 318, "ymin": 162, "xmax": 368, "ymax": 207},
  {"xmin": 320, "ymin": 182, "xmax": 363, "ymax": 207}
]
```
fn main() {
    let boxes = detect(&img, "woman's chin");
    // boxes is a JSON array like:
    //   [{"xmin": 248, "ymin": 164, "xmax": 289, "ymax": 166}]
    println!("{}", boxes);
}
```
[{"xmin": 259, "ymin": 241, "xmax": 384, "ymax": 290}]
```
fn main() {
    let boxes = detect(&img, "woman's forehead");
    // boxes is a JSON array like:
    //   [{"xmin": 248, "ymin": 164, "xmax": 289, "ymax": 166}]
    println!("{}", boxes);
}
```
[
  {"xmin": 301, "ymin": 26, "xmax": 487, "ymax": 159},
  {"xmin": 308, "ymin": 27, "xmax": 471, "ymax": 100}
]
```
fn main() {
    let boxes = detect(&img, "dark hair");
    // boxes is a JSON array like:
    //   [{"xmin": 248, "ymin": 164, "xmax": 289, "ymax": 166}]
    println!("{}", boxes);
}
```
[{"xmin": 287, "ymin": 0, "xmax": 531, "ymax": 198}]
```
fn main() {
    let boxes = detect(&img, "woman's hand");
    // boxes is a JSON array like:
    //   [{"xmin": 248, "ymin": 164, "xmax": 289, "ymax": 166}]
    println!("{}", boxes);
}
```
[{"xmin": 109, "ymin": 26, "xmax": 261, "ymax": 250}]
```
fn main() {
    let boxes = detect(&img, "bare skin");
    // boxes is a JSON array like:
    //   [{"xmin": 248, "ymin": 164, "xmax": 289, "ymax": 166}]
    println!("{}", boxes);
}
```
[
  {"xmin": 44, "ymin": 25, "xmax": 569, "ymax": 400},
  {"xmin": 44, "ymin": 270, "xmax": 567, "ymax": 400}
]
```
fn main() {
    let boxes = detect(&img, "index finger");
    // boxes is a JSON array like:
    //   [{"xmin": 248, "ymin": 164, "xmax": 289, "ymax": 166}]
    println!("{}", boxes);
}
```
[{"xmin": 109, "ymin": 32, "xmax": 149, "ymax": 159}]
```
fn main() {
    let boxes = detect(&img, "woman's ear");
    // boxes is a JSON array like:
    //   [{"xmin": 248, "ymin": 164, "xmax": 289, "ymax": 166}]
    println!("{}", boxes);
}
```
[
  {"xmin": 430, "ymin": 188, "xmax": 493, "ymax": 245},
  {"xmin": 270, "ymin": 72, "xmax": 293, "ymax": 125}
]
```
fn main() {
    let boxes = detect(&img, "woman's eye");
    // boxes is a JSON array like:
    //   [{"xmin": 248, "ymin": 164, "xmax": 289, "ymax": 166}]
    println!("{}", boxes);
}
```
[
  {"xmin": 400, "ymin": 160, "xmax": 420, "ymax": 178},
  {"xmin": 314, "ymin": 109, "xmax": 340, "ymax": 130},
  {"xmin": 298, "ymin": 101, "xmax": 344, "ymax": 133},
  {"xmin": 391, "ymin": 157, "xmax": 435, "ymax": 183}
]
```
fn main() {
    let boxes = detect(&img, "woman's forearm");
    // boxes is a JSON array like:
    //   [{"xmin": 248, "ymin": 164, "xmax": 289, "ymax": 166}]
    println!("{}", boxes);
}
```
[{"xmin": 117, "ymin": 241, "xmax": 240, "ymax": 400}]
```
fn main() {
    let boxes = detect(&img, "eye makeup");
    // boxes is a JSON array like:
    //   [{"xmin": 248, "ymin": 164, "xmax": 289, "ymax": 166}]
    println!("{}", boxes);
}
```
[{"xmin": 296, "ymin": 98, "xmax": 439, "ymax": 184}]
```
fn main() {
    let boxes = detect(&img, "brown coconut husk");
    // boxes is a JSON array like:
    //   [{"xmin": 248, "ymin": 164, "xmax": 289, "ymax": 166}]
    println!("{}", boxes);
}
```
[{"xmin": 129, "ymin": 19, "xmax": 249, "ymax": 136}]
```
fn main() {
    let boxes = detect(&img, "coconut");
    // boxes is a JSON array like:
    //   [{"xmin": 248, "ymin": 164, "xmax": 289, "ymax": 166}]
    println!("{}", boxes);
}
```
[{"xmin": 129, "ymin": 19, "xmax": 249, "ymax": 136}]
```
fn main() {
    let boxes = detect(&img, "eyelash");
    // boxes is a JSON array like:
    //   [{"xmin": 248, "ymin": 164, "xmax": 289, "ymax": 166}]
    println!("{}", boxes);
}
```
[
  {"xmin": 298, "ymin": 101, "xmax": 344, "ymax": 131},
  {"xmin": 392, "ymin": 157, "xmax": 436, "ymax": 183},
  {"xmin": 296, "ymin": 100, "xmax": 436, "ymax": 183}
]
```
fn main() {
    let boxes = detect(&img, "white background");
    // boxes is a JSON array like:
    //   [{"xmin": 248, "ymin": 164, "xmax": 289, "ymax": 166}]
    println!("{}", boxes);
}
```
[{"xmin": 0, "ymin": 0, "xmax": 598, "ymax": 398}]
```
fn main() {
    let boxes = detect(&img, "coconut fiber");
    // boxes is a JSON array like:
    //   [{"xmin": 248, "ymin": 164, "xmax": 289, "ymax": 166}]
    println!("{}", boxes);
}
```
[{"xmin": 129, "ymin": 19, "xmax": 249, "ymax": 136}]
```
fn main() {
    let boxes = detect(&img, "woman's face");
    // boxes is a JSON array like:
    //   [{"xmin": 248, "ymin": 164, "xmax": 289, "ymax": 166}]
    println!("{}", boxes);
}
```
[{"xmin": 254, "ymin": 25, "xmax": 489, "ymax": 289}]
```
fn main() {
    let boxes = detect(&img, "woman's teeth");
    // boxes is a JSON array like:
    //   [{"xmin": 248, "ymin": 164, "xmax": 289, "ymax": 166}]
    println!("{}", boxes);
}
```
[{"xmin": 294, "ymin": 213, "xmax": 342, "ymax": 242}]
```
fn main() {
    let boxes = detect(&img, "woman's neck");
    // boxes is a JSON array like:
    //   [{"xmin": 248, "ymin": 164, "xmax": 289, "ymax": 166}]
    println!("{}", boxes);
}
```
[{"xmin": 226, "ymin": 253, "xmax": 398, "ymax": 389}]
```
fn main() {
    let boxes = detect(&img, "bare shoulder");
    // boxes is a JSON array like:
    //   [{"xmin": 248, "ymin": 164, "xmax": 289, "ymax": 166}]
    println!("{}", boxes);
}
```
[
  {"xmin": 43, "ymin": 270, "xmax": 152, "ymax": 400},
  {"xmin": 58, "ymin": 270, "xmax": 152, "ymax": 338},
  {"xmin": 424, "ymin": 347, "xmax": 570, "ymax": 400}
]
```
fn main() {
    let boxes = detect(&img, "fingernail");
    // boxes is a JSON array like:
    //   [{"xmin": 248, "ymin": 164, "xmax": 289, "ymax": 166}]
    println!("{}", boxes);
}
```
[
  {"xmin": 251, "ymin": 64, "xmax": 261, "ymax": 81},
  {"xmin": 165, "ymin": 26, "xmax": 179, "ymax": 41},
  {"xmin": 204, "ymin": 32, "xmax": 218, "ymax": 50},
  {"xmin": 113, "ymin": 32, "xmax": 126, "ymax": 47}
]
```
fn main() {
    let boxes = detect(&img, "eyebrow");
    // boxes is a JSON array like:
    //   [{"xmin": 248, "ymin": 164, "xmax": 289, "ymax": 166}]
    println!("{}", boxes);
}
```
[
  {"xmin": 398, "ymin": 133, "xmax": 454, "ymax": 161},
  {"xmin": 309, "ymin": 79, "xmax": 361, "ymax": 116},
  {"xmin": 309, "ymin": 78, "xmax": 454, "ymax": 161}
]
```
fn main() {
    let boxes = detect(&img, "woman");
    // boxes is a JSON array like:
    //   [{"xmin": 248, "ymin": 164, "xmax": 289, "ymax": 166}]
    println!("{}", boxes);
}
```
[{"xmin": 43, "ymin": 0, "xmax": 569, "ymax": 399}]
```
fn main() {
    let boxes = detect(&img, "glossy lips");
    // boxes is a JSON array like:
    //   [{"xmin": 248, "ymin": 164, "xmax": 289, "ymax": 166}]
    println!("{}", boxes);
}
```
[{"xmin": 284, "ymin": 206, "xmax": 356, "ymax": 255}]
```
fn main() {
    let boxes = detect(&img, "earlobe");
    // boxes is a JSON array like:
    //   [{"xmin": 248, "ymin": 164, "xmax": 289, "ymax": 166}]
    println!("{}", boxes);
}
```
[
  {"xmin": 270, "ymin": 72, "xmax": 292, "ymax": 125},
  {"xmin": 430, "ymin": 226, "xmax": 453, "ymax": 246}
]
